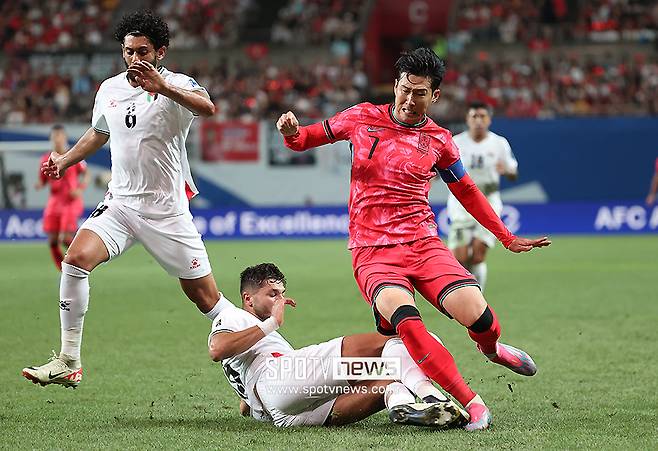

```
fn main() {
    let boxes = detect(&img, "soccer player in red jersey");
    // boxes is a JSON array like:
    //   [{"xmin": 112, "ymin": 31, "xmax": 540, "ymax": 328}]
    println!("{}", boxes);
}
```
[
  {"xmin": 276, "ymin": 48, "xmax": 550, "ymax": 431},
  {"xmin": 35, "ymin": 125, "xmax": 89, "ymax": 271},
  {"xmin": 645, "ymin": 157, "xmax": 658, "ymax": 205}
]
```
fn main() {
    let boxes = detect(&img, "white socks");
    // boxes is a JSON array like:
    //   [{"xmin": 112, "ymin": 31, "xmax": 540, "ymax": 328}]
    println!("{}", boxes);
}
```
[
  {"xmin": 471, "ymin": 262, "xmax": 488, "ymax": 291},
  {"xmin": 59, "ymin": 262, "xmax": 90, "ymax": 361},
  {"xmin": 204, "ymin": 298, "xmax": 223, "ymax": 320},
  {"xmin": 384, "ymin": 382, "xmax": 415, "ymax": 409},
  {"xmin": 382, "ymin": 337, "xmax": 447, "ymax": 402}
]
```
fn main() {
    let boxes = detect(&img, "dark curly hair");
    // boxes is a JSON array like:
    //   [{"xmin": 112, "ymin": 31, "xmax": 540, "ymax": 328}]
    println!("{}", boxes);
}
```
[
  {"xmin": 240, "ymin": 263, "xmax": 287, "ymax": 294},
  {"xmin": 394, "ymin": 47, "xmax": 446, "ymax": 91},
  {"xmin": 468, "ymin": 101, "xmax": 493, "ymax": 115},
  {"xmin": 114, "ymin": 10, "xmax": 169, "ymax": 49}
]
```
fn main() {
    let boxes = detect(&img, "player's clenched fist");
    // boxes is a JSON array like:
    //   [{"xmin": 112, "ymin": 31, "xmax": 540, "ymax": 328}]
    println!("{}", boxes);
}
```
[
  {"xmin": 276, "ymin": 111, "xmax": 300, "ymax": 136},
  {"xmin": 41, "ymin": 151, "xmax": 66, "ymax": 179}
]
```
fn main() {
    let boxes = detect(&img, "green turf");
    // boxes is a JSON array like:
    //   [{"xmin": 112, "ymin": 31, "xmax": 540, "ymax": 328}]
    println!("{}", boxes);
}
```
[{"xmin": 1, "ymin": 236, "xmax": 657, "ymax": 449}]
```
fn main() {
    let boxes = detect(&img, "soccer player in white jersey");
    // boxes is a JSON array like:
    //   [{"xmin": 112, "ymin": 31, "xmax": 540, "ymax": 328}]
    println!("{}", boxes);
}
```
[
  {"xmin": 22, "ymin": 11, "xmax": 228, "ymax": 388},
  {"xmin": 208, "ymin": 263, "xmax": 467, "ymax": 428},
  {"xmin": 446, "ymin": 102, "xmax": 518, "ymax": 291}
]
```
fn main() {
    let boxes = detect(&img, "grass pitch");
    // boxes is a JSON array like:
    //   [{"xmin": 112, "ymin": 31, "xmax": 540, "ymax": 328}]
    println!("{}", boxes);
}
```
[{"xmin": 1, "ymin": 236, "xmax": 657, "ymax": 449}]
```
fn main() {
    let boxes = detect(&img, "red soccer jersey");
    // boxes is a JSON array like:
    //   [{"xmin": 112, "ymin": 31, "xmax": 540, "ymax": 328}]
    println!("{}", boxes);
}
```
[
  {"xmin": 40, "ymin": 153, "xmax": 87, "ymax": 203},
  {"xmin": 291, "ymin": 103, "xmax": 460, "ymax": 248},
  {"xmin": 285, "ymin": 102, "xmax": 516, "ymax": 249}
]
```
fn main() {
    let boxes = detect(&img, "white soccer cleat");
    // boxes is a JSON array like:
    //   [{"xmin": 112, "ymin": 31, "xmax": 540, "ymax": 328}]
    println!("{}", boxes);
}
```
[
  {"xmin": 389, "ymin": 399, "xmax": 467, "ymax": 429},
  {"xmin": 22, "ymin": 351, "xmax": 83, "ymax": 389}
]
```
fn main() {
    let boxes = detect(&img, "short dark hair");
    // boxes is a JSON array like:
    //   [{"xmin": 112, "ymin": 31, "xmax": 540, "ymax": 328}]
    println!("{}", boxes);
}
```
[
  {"xmin": 468, "ymin": 101, "xmax": 493, "ymax": 114},
  {"xmin": 51, "ymin": 124, "xmax": 64, "ymax": 131},
  {"xmin": 114, "ymin": 10, "xmax": 169, "ymax": 49},
  {"xmin": 394, "ymin": 47, "xmax": 446, "ymax": 91},
  {"xmin": 240, "ymin": 263, "xmax": 286, "ymax": 294}
]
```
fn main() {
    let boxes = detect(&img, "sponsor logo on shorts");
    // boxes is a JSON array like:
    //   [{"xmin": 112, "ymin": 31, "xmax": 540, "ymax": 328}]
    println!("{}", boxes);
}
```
[{"xmin": 189, "ymin": 258, "xmax": 200, "ymax": 270}]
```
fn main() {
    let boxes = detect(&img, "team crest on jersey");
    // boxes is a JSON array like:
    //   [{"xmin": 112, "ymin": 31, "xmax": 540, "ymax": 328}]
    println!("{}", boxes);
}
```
[
  {"xmin": 417, "ymin": 133, "xmax": 430, "ymax": 155},
  {"xmin": 146, "ymin": 92, "xmax": 158, "ymax": 102}
]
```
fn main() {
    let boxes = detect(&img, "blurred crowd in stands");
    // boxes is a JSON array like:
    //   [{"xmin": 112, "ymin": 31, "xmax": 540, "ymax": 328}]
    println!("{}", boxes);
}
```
[
  {"xmin": 0, "ymin": 0, "xmax": 656, "ymax": 125},
  {"xmin": 435, "ymin": 53, "xmax": 658, "ymax": 119},
  {"xmin": 271, "ymin": 0, "xmax": 363, "ymax": 45},
  {"xmin": 146, "ymin": 0, "xmax": 252, "ymax": 49},
  {"xmin": 454, "ymin": 0, "xmax": 657, "ymax": 47},
  {"xmin": 0, "ymin": 0, "xmax": 119, "ymax": 53}
]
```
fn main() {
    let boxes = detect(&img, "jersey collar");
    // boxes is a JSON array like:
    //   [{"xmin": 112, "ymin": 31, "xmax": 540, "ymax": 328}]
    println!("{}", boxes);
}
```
[{"xmin": 388, "ymin": 104, "xmax": 428, "ymax": 128}]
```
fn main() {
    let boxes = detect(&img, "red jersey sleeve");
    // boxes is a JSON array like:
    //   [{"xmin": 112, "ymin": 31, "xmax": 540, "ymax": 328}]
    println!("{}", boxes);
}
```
[
  {"xmin": 436, "ymin": 135, "xmax": 516, "ymax": 248},
  {"xmin": 325, "ymin": 104, "xmax": 363, "ymax": 141},
  {"xmin": 283, "ymin": 104, "xmax": 364, "ymax": 152},
  {"xmin": 655, "ymin": 157, "xmax": 658, "ymax": 172}
]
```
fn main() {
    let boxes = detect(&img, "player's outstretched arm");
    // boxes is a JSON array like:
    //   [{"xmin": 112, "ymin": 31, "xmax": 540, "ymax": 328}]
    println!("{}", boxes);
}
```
[
  {"xmin": 208, "ymin": 297, "xmax": 296, "ymax": 362},
  {"xmin": 506, "ymin": 236, "xmax": 551, "ymax": 253},
  {"xmin": 209, "ymin": 328, "xmax": 268, "ymax": 362},
  {"xmin": 127, "ymin": 61, "xmax": 216, "ymax": 117},
  {"xmin": 277, "ymin": 111, "xmax": 333, "ymax": 151},
  {"xmin": 42, "ymin": 128, "xmax": 108, "ymax": 180}
]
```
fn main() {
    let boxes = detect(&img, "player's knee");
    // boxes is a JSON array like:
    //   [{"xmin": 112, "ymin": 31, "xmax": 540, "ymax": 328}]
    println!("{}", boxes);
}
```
[{"xmin": 62, "ymin": 248, "xmax": 90, "ymax": 269}]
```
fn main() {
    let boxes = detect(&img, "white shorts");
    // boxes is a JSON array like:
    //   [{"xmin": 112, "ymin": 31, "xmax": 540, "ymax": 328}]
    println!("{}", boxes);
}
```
[
  {"xmin": 255, "ymin": 337, "xmax": 348, "ymax": 427},
  {"xmin": 80, "ymin": 199, "xmax": 211, "ymax": 279},
  {"xmin": 446, "ymin": 192, "xmax": 502, "ymax": 249}
]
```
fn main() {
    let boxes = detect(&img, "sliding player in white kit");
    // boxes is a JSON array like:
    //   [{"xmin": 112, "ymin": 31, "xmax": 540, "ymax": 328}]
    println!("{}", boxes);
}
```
[
  {"xmin": 209, "ymin": 263, "xmax": 467, "ymax": 428},
  {"xmin": 447, "ymin": 102, "xmax": 518, "ymax": 291},
  {"xmin": 22, "ymin": 11, "xmax": 228, "ymax": 388}
]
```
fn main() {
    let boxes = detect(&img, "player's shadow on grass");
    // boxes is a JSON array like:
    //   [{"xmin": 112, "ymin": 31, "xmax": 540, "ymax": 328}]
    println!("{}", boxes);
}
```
[
  {"xmin": 112, "ymin": 416, "xmax": 461, "ymax": 435},
  {"xmin": 112, "ymin": 416, "xmax": 260, "ymax": 432}
]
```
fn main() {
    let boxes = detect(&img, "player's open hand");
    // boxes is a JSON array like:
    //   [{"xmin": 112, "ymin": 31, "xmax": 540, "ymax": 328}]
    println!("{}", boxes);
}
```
[
  {"xmin": 507, "ymin": 236, "xmax": 551, "ymax": 253},
  {"xmin": 41, "ymin": 151, "xmax": 66, "ymax": 179},
  {"xmin": 276, "ymin": 111, "xmax": 300, "ymax": 137},
  {"xmin": 127, "ymin": 61, "xmax": 165, "ymax": 93},
  {"xmin": 271, "ymin": 296, "xmax": 296, "ymax": 327}
]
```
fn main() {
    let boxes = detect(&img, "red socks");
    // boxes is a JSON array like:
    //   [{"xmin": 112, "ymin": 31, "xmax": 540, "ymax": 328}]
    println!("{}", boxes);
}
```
[
  {"xmin": 396, "ymin": 316, "xmax": 476, "ymax": 407},
  {"xmin": 49, "ymin": 243, "xmax": 63, "ymax": 271},
  {"xmin": 467, "ymin": 306, "xmax": 501, "ymax": 355}
]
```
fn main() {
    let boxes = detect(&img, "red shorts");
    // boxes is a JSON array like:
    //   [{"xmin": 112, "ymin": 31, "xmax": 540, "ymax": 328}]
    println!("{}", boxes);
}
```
[
  {"xmin": 43, "ymin": 199, "xmax": 83, "ymax": 234},
  {"xmin": 351, "ymin": 236, "xmax": 479, "ymax": 334}
]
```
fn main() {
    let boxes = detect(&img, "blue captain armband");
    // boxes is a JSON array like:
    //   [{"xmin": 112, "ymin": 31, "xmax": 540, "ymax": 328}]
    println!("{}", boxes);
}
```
[{"xmin": 437, "ymin": 159, "xmax": 466, "ymax": 183}]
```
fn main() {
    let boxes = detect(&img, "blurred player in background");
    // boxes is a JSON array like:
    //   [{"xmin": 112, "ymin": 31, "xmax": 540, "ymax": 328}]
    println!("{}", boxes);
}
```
[
  {"xmin": 209, "ymin": 263, "xmax": 466, "ymax": 428},
  {"xmin": 645, "ymin": 157, "xmax": 658, "ymax": 205},
  {"xmin": 22, "ymin": 10, "xmax": 226, "ymax": 389},
  {"xmin": 277, "ymin": 47, "xmax": 550, "ymax": 431},
  {"xmin": 35, "ymin": 125, "xmax": 89, "ymax": 271},
  {"xmin": 447, "ymin": 102, "xmax": 518, "ymax": 291}
]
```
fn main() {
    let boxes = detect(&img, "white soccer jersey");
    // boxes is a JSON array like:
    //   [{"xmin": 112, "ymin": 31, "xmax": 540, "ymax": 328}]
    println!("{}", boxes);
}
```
[
  {"xmin": 91, "ymin": 67, "xmax": 205, "ymax": 218},
  {"xmin": 208, "ymin": 296, "xmax": 294, "ymax": 422},
  {"xmin": 452, "ymin": 130, "xmax": 517, "ymax": 187}
]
